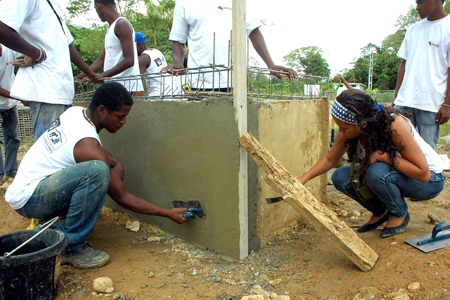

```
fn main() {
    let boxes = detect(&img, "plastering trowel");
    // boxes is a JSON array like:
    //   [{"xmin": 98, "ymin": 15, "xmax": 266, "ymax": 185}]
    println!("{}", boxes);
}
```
[
  {"xmin": 172, "ymin": 200, "xmax": 206, "ymax": 220},
  {"xmin": 404, "ymin": 221, "xmax": 450, "ymax": 253}
]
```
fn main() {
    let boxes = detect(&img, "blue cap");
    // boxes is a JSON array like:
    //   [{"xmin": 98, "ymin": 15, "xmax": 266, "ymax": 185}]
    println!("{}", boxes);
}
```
[{"xmin": 135, "ymin": 32, "xmax": 147, "ymax": 44}]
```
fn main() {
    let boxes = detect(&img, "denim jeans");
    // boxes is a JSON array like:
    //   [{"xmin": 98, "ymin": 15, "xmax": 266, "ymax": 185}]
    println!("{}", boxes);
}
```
[
  {"xmin": 29, "ymin": 102, "xmax": 72, "ymax": 141},
  {"xmin": 16, "ymin": 161, "xmax": 110, "ymax": 251},
  {"xmin": 332, "ymin": 163, "xmax": 445, "ymax": 218},
  {"xmin": 394, "ymin": 105, "xmax": 439, "ymax": 149},
  {"xmin": 0, "ymin": 106, "xmax": 20, "ymax": 177}
]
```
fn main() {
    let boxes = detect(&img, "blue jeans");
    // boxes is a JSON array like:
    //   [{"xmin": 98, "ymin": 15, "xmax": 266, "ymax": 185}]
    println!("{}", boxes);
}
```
[
  {"xmin": 29, "ymin": 102, "xmax": 71, "ymax": 141},
  {"xmin": 332, "ymin": 163, "xmax": 445, "ymax": 218},
  {"xmin": 16, "ymin": 161, "xmax": 110, "ymax": 251},
  {"xmin": 395, "ymin": 105, "xmax": 439, "ymax": 149},
  {"xmin": 0, "ymin": 106, "xmax": 20, "ymax": 177}
]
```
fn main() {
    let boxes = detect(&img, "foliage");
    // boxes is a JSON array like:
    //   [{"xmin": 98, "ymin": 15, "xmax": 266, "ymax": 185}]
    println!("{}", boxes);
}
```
[{"xmin": 283, "ymin": 46, "xmax": 330, "ymax": 77}]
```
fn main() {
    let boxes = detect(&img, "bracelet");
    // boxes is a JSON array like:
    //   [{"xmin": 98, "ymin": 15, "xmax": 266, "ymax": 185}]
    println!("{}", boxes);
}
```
[
  {"xmin": 34, "ymin": 49, "xmax": 47, "ymax": 63},
  {"xmin": 442, "ymin": 103, "xmax": 450, "ymax": 108}
]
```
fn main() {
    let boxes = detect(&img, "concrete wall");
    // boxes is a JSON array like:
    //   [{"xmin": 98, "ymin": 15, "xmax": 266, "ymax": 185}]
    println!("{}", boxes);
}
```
[
  {"xmin": 248, "ymin": 99, "xmax": 329, "ymax": 248},
  {"xmin": 92, "ymin": 97, "xmax": 329, "ymax": 259}
]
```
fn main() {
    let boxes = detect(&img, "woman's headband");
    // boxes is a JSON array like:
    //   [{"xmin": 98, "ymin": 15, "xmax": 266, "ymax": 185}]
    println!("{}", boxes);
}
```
[{"xmin": 331, "ymin": 100, "xmax": 356, "ymax": 124}]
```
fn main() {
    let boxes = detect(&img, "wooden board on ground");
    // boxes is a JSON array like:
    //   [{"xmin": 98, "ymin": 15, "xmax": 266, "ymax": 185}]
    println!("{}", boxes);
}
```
[{"xmin": 239, "ymin": 133, "xmax": 378, "ymax": 271}]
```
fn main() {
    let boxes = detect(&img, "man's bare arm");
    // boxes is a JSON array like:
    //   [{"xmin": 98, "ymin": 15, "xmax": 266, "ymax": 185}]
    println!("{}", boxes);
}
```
[
  {"xmin": 161, "ymin": 41, "xmax": 185, "ymax": 75},
  {"xmin": 73, "ymin": 138, "xmax": 187, "ymax": 223},
  {"xmin": 0, "ymin": 22, "xmax": 40, "ymax": 60},
  {"xmin": 393, "ymin": 59, "xmax": 406, "ymax": 103}
]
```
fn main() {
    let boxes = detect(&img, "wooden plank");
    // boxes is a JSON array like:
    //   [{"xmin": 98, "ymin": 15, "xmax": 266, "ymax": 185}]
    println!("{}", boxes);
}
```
[{"xmin": 239, "ymin": 133, "xmax": 378, "ymax": 271}]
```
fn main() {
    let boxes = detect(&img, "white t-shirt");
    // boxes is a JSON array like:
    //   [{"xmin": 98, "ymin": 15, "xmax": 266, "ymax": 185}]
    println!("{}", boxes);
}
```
[
  {"xmin": 169, "ymin": 0, "xmax": 261, "ymax": 89},
  {"xmin": 105, "ymin": 17, "xmax": 143, "ymax": 93},
  {"xmin": 6, "ymin": 107, "xmax": 101, "ymax": 210},
  {"xmin": 398, "ymin": 114, "xmax": 444, "ymax": 174},
  {"xmin": 142, "ymin": 49, "xmax": 168, "ymax": 96},
  {"xmin": 0, "ymin": 0, "xmax": 75, "ymax": 105},
  {"xmin": 0, "ymin": 46, "xmax": 20, "ymax": 110},
  {"xmin": 395, "ymin": 15, "xmax": 450, "ymax": 113}
]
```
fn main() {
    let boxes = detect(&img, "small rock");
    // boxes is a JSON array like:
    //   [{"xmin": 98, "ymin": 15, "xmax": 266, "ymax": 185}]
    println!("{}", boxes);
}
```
[
  {"xmin": 250, "ymin": 285, "xmax": 264, "ymax": 295},
  {"xmin": 429, "ymin": 262, "xmax": 436, "ymax": 267},
  {"xmin": 148, "ymin": 236, "xmax": 162, "ymax": 243},
  {"xmin": 270, "ymin": 292, "xmax": 278, "ymax": 299},
  {"xmin": 125, "ymin": 221, "xmax": 140, "ymax": 232},
  {"xmin": 112, "ymin": 294, "xmax": 121, "ymax": 300},
  {"xmin": 156, "ymin": 283, "xmax": 166, "ymax": 289},
  {"xmin": 92, "ymin": 292, "xmax": 98, "ymax": 296},
  {"xmin": 428, "ymin": 213, "xmax": 440, "ymax": 225},
  {"xmin": 148, "ymin": 272, "xmax": 155, "ymax": 278},
  {"xmin": 181, "ymin": 284, "xmax": 188, "ymax": 288},
  {"xmin": 274, "ymin": 297, "xmax": 291, "ymax": 300},
  {"xmin": 353, "ymin": 286, "xmax": 381, "ymax": 300},
  {"xmin": 388, "ymin": 289, "xmax": 410, "ymax": 300},
  {"xmin": 168, "ymin": 264, "xmax": 177, "ymax": 269},
  {"xmin": 350, "ymin": 216, "xmax": 359, "ymax": 223},
  {"xmin": 93, "ymin": 277, "xmax": 114, "ymax": 293},
  {"xmin": 269, "ymin": 278, "xmax": 282, "ymax": 287},
  {"xmin": 241, "ymin": 296, "xmax": 264, "ymax": 300},
  {"xmin": 408, "ymin": 282, "xmax": 421, "ymax": 291},
  {"xmin": 339, "ymin": 210, "xmax": 349, "ymax": 217}
]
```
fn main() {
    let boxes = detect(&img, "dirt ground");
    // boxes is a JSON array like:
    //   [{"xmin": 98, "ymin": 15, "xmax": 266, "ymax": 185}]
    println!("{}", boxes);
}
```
[{"xmin": 1, "ymin": 158, "xmax": 450, "ymax": 299}]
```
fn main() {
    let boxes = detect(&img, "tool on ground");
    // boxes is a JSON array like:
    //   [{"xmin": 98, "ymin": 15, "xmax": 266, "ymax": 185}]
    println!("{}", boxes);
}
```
[
  {"xmin": 172, "ymin": 200, "xmax": 206, "ymax": 219},
  {"xmin": 404, "ymin": 221, "xmax": 450, "ymax": 253}
]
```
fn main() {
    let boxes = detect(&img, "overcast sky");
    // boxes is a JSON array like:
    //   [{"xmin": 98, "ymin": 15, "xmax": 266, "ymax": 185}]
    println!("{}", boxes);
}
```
[{"xmin": 61, "ymin": 0, "xmax": 417, "ymax": 75}]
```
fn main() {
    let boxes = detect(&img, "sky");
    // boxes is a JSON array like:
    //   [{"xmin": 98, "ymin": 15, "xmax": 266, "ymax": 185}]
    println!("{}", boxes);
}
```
[{"xmin": 61, "ymin": 0, "xmax": 417, "ymax": 76}]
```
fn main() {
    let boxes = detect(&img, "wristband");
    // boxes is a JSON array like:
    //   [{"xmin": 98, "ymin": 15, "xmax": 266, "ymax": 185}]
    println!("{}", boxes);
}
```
[
  {"xmin": 442, "ymin": 103, "xmax": 450, "ymax": 108},
  {"xmin": 34, "ymin": 49, "xmax": 47, "ymax": 63}
]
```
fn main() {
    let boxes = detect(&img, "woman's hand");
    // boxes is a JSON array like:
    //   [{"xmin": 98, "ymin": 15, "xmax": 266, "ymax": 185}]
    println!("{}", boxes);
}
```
[{"xmin": 369, "ymin": 150, "xmax": 389, "ymax": 165}]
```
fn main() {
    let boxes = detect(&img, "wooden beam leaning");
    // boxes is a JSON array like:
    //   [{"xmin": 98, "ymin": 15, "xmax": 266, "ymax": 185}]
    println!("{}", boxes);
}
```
[{"xmin": 239, "ymin": 133, "xmax": 378, "ymax": 271}]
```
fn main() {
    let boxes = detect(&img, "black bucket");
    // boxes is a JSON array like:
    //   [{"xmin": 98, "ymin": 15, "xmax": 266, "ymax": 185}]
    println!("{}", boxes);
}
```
[{"xmin": 0, "ymin": 229, "xmax": 67, "ymax": 300}]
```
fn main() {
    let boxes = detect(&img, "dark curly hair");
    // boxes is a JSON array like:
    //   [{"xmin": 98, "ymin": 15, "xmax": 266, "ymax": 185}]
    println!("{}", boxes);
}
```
[
  {"xmin": 336, "ymin": 89, "xmax": 404, "ymax": 182},
  {"xmin": 89, "ymin": 82, "xmax": 133, "ymax": 112}
]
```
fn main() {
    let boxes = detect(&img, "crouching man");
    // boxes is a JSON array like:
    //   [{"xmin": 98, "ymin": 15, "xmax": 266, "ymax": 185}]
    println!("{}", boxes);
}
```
[{"xmin": 5, "ymin": 82, "xmax": 187, "ymax": 268}]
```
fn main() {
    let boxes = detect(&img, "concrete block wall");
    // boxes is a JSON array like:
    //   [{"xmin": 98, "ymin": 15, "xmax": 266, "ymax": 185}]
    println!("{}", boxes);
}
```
[{"xmin": 92, "ymin": 97, "xmax": 329, "ymax": 259}]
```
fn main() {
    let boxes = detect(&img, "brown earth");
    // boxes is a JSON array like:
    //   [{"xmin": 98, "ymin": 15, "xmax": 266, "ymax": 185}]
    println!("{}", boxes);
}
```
[{"xmin": 0, "ymin": 154, "xmax": 449, "ymax": 299}]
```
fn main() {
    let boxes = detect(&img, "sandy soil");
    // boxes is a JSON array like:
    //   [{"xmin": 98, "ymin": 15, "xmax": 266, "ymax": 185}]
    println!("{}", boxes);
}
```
[{"xmin": 0, "ymin": 160, "xmax": 449, "ymax": 299}]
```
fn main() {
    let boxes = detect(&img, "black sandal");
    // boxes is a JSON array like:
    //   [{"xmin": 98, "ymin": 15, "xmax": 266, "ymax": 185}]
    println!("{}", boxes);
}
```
[{"xmin": 357, "ymin": 213, "xmax": 389, "ymax": 233}]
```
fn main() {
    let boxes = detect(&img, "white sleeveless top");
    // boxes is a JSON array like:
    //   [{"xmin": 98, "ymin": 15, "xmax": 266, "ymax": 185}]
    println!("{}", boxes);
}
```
[
  {"xmin": 398, "ymin": 114, "xmax": 444, "ymax": 174},
  {"xmin": 104, "ymin": 17, "xmax": 143, "ymax": 92},
  {"xmin": 142, "ymin": 49, "xmax": 167, "ymax": 96},
  {"xmin": 6, "ymin": 107, "xmax": 101, "ymax": 209}
]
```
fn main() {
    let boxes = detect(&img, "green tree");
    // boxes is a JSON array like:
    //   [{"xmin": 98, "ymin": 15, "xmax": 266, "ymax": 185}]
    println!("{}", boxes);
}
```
[{"xmin": 283, "ymin": 46, "xmax": 330, "ymax": 77}]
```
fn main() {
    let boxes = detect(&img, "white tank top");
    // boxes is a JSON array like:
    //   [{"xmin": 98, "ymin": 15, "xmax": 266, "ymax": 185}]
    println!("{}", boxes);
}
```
[
  {"xmin": 6, "ymin": 107, "xmax": 101, "ymax": 209},
  {"xmin": 104, "ymin": 17, "xmax": 143, "ymax": 92},
  {"xmin": 142, "ymin": 49, "xmax": 167, "ymax": 96},
  {"xmin": 398, "ymin": 114, "xmax": 444, "ymax": 174}
]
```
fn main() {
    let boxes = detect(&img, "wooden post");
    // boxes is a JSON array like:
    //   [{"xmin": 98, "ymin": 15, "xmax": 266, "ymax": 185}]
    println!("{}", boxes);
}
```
[
  {"xmin": 233, "ymin": 0, "xmax": 249, "ymax": 259},
  {"xmin": 239, "ymin": 133, "xmax": 378, "ymax": 271}
]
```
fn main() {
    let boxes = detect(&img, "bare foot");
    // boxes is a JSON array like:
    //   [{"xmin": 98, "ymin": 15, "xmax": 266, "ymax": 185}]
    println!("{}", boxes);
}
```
[
  {"xmin": 385, "ymin": 215, "xmax": 407, "ymax": 228},
  {"xmin": 366, "ymin": 212, "xmax": 388, "ymax": 225}
]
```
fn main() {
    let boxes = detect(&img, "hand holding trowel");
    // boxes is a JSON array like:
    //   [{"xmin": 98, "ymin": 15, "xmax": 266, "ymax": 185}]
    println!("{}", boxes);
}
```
[{"xmin": 173, "ymin": 200, "xmax": 206, "ymax": 220}]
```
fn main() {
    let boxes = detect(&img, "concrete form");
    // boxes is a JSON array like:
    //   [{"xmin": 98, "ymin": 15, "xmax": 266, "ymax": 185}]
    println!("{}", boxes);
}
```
[{"xmin": 88, "ymin": 97, "xmax": 329, "ymax": 260}]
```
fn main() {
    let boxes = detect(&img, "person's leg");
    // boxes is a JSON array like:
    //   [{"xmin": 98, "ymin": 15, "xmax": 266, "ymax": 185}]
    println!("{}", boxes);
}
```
[
  {"xmin": 415, "ymin": 109, "xmax": 439, "ymax": 149},
  {"xmin": 331, "ymin": 166, "xmax": 387, "ymax": 217},
  {"xmin": 2, "ymin": 106, "xmax": 20, "ymax": 178},
  {"xmin": 0, "ymin": 110, "xmax": 5, "ymax": 179},
  {"xmin": 29, "ymin": 102, "xmax": 71, "ymax": 141},
  {"xmin": 17, "ymin": 160, "xmax": 111, "ymax": 267},
  {"xmin": 366, "ymin": 162, "xmax": 445, "ymax": 236}
]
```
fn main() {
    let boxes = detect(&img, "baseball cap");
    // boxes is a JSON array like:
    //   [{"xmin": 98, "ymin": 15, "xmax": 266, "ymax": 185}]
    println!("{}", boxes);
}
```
[{"xmin": 135, "ymin": 32, "xmax": 147, "ymax": 44}]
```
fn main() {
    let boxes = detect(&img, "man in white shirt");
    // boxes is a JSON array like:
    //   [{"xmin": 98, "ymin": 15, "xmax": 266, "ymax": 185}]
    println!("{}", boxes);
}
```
[
  {"xmin": 8, "ymin": 82, "xmax": 187, "ymax": 269},
  {"xmin": 393, "ymin": 0, "xmax": 450, "ymax": 149},
  {"xmin": 162, "ymin": 0, "xmax": 297, "ymax": 90},
  {"xmin": 0, "ymin": 0, "xmax": 102, "ymax": 141},
  {"xmin": 78, "ymin": 0, "xmax": 143, "ymax": 94},
  {"xmin": 0, "ymin": 44, "xmax": 21, "ymax": 188}
]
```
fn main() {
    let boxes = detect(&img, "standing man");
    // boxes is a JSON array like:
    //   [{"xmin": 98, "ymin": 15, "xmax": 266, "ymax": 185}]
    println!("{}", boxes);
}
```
[
  {"xmin": 0, "ymin": 0, "xmax": 103, "ymax": 141},
  {"xmin": 79, "ymin": 0, "xmax": 143, "ymax": 94},
  {"xmin": 393, "ymin": 0, "xmax": 450, "ymax": 149},
  {"xmin": 6, "ymin": 83, "xmax": 187, "ymax": 269},
  {"xmin": 136, "ymin": 32, "xmax": 171, "ymax": 97},
  {"xmin": 162, "ymin": 0, "xmax": 297, "ymax": 91},
  {"xmin": 0, "ymin": 44, "xmax": 21, "ymax": 189}
]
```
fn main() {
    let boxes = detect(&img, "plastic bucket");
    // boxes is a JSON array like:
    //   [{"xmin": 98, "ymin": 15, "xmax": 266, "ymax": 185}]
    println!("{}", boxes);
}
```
[{"xmin": 0, "ymin": 229, "xmax": 67, "ymax": 300}]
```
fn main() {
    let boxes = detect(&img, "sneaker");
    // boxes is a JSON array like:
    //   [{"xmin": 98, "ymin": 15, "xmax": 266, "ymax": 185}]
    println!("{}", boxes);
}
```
[{"xmin": 61, "ymin": 244, "xmax": 111, "ymax": 269}]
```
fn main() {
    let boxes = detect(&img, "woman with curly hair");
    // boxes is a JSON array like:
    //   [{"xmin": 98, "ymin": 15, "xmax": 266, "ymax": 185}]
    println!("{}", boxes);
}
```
[{"xmin": 298, "ymin": 89, "xmax": 445, "ymax": 238}]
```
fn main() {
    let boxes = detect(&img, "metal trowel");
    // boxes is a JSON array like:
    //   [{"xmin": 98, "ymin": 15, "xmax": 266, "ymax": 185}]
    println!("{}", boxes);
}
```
[
  {"xmin": 404, "ymin": 221, "xmax": 450, "ymax": 253},
  {"xmin": 172, "ymin": 200, "xmax": 206, "ymax": 220}
]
